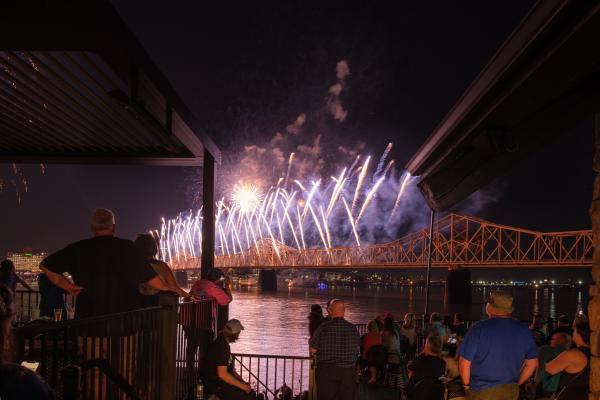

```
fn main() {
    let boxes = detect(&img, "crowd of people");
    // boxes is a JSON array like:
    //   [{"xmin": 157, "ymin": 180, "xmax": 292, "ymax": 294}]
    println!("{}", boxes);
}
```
[
  {"xmin": 306, "ymin": 292, "xmax": 590, "ymax": 400},
  {"xmin": 0, "ymin": 208, "xmax": 594, "ymax": 400}
]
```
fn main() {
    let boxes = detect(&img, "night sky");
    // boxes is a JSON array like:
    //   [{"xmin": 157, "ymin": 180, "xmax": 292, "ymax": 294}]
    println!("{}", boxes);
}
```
[{"xmin": 1, "ymin": 1, "xmax": 594, "ymax": 259}]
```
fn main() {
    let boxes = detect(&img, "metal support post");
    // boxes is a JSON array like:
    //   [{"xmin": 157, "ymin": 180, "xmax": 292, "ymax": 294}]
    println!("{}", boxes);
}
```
[
  {"xmin": 424, "ymin": 209, "xmax": 435, "ymax": 317},
  {"xmin": 201, "ymin": 149, "xmax": 216, "ymax": 279}
]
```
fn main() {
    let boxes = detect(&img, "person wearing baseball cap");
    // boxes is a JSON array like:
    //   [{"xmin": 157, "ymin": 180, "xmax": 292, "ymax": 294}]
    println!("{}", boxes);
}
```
[
  {"xmin": 201, "ymin": 319, "xmax": 255, "ymax": 399},
  {"xmin": 458, "ymin": 291, "xmax": 539, "ymax": 399}
]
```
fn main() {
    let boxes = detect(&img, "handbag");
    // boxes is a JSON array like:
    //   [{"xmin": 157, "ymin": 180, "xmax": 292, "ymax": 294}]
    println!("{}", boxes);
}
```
[{"xmin": 549, "ymin": 370, "xmax": 584, "ymax": 400}]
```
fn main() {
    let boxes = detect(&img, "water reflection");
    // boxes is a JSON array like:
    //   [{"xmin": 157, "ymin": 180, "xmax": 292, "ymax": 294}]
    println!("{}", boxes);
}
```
[{"xmin": 228, "ymin": 285, "xmax": 587, "ymax": 357}]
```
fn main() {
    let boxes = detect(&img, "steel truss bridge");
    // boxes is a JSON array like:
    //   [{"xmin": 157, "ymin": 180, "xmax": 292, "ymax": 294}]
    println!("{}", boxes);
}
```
[{"xmin": 171, "ymin": 214, "xmax": 592, "ymax": 269}]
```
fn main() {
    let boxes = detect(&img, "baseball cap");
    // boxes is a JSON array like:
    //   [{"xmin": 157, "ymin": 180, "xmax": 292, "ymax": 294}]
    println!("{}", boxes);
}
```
[
  {"xmin": 224, "ymin": 319, "xmax": 245, "ymax": 334},
  {"xmin": 487, "ymin": 291, "xmax": 514, "ymax": 314}
]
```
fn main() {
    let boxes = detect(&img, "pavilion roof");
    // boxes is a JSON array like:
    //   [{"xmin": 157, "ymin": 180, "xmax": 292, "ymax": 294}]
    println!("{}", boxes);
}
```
[
  {"xmin": 406, "ymin": 0, "xmax": 600, "ymax": 210},
  {"xmin": 0, "ymin": 2, "xmax": 221, "ymax": 166}
]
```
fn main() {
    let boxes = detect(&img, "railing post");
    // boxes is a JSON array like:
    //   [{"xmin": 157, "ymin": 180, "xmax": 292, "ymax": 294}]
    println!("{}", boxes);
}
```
[
  {"xmin": 61, "ymin": 364, "xmax": 81, "ymax": 400},
  {"xmin": 158, "ymin": 293, "xmax": 179, "ymax": 400},
  {"xmin": 309, "ymin": 358, "xmax": 316, "ymax": 400}
]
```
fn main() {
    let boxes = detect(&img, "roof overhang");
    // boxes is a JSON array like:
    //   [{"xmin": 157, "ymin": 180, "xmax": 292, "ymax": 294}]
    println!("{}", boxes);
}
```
[
  {"xmin": 406, "ymin": 0, "xmax": 600, "ymax": 210},
  {"xmin": 0, "ymin": 2, "xmax": 221, "ymax": 166}
]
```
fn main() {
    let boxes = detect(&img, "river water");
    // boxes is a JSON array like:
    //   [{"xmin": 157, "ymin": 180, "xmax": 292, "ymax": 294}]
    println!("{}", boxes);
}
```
[{"xmin": 228, "ymin": 285, "xmax": 587, "ymax": 357}]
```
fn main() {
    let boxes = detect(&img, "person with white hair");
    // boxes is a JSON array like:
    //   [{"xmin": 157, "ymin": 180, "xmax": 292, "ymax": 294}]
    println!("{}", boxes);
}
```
[
  {"xmin": 40, "ymin": 208, "xmax": 168, "ymax": 319},
  {"xmin": 309, "ymin": 299, "xmax": 360, "ymax": 400}
]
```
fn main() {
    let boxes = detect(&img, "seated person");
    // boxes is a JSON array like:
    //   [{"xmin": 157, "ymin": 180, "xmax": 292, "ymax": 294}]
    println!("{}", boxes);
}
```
[
  {"xmin": 444, "ymin": 354, "xmax": 465, "ymax": 400},
  {"xmin": 0, "ymin": 284, "xmax": 55, "ymax": 399},
  {"xmin": 406, "ymin": 336, "xmax": 446, "ymax": 399},
  {"xmin": 452, "ymin": 313, "xmax": 468, "ymax": 338},
  {"xmin": 202, "ymin": 319, "xmax": 255, "ymax": 400},
  {"xmin": 529, "ymin": 314, "xmax": 548, "ymax": 347},
  {"xmin": 544, "ymin": 321, "xmax": 590, "ymax": 400},
  {"xmin": 546, "ymin": 315, "xmax": 573, "ymax": 344},
  {"xmin": 358, "ymin": 320, "xmax": 382, "ymax": 383},
  {"xmin": 535, "ymin": 332, "xmax": 571, "ymax": 398}
]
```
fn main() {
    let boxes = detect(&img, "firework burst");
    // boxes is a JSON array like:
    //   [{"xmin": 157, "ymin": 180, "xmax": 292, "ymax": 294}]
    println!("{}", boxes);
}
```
[{"xmin": 153, "ymin": 144, "xmax": 415, "ymax": 268}]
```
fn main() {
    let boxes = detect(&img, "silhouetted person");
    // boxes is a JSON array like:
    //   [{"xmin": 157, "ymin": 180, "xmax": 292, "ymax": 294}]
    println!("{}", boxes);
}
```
[
  {"xmin": 37, "ymin": 273, "xmax": 66, "ymax": 319},
  {"xmin": 308, "ymin": 304, "xmax": 325, "ymax": 337},
  {"xmin": 40, "ymin": 208, "xmax": 167, "ymax": 318},
  {"xmin": 0, "ymin": 259, "xmax": 34, "ymax": 294},
  {"xmin": 135, "ymin": 233, "xmax": 188, "ymax": 306}
]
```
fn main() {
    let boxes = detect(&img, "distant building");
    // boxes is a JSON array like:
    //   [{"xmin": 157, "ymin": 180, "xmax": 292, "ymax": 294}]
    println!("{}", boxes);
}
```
[{"xmin": 6, "ymin": 251, "xmax": 46, "ymax": 272}]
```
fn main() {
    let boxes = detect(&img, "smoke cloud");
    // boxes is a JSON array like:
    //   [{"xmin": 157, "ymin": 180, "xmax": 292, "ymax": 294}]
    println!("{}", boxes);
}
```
[{"xmin": 326, "ymin": 60, "xmax": 350, "ymax": 122}]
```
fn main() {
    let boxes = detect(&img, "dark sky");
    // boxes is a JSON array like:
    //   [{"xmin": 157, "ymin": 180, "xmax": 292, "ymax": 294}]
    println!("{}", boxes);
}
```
[{"xmin": 1, "ymin": 1, "xmax": 595, "ymax": 256}]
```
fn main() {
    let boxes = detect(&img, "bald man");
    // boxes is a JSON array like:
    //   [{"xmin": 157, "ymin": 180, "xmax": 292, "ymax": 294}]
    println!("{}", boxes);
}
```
[{"xmin": 310, "ymin": 300, "xmax": 360, "ymax": 400}]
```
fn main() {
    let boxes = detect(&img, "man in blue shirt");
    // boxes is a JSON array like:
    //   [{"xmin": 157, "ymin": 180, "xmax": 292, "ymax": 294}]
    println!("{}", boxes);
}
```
[{"xmin": 458, "ymin": 291, "xmax": 538, "ymax": 400}]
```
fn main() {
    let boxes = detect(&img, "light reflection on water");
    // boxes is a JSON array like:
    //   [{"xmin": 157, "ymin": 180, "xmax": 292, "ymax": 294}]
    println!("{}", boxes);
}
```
[{"xmin": 228, "ymin": 285, "xmax": 587, "ymax": 357}]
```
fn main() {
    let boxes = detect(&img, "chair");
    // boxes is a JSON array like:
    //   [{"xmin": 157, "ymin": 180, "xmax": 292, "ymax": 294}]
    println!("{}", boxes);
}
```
[{"xmin": 398, "ymin": 334, "xmax": 410, "ymax": 362}]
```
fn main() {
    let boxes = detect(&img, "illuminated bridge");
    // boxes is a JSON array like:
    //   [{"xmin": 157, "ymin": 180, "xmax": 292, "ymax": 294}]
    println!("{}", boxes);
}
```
[{"xmin": 170, "ymin": 214, "xmax": 592, "ymax": 269}]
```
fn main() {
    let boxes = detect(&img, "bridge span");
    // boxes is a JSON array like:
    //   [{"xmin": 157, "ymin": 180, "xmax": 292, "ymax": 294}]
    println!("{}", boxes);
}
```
[{"xmin": 169, "ymin": 213, "xmax": 592, "ymax": 270}]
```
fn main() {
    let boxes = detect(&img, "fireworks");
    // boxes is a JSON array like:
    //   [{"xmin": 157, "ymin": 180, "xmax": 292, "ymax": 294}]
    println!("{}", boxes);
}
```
[
  {"xmin": 0, "ymin": 163, "xmax": 44, "ymax": 204},
  {"xmin": 231, "ymin": 183, "xmax": 262, "ymax": 214},
  {"xmin": 153, "ymin": 145, "xmax": 415, "ymax": 268}
]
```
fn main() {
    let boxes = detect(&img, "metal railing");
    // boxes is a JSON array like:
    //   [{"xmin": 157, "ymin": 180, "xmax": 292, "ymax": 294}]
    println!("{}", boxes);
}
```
[
  {"xmin": 232, "ymin": 353, "xmax": 313, "ymax": 400},
  {"xmin": 14, "ymin": 289, "xmax": 76, "ymax": 322},
  {"xmin": 14, "ymin": 306, "xmax": 165, "ymax": 400},
  {"xmin": 175, "ymin": 299, "xmax": 215, "ymax": 400}
]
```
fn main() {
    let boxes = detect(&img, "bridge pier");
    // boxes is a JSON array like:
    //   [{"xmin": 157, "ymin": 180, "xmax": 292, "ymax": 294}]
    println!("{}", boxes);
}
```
[
  {"xmin": 445, "ymin": 266, "xmax": 473, "ymax": 314},
  {"xmin": 260, "ymin": 269, "xmax": 277, "ymax": 292}
]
